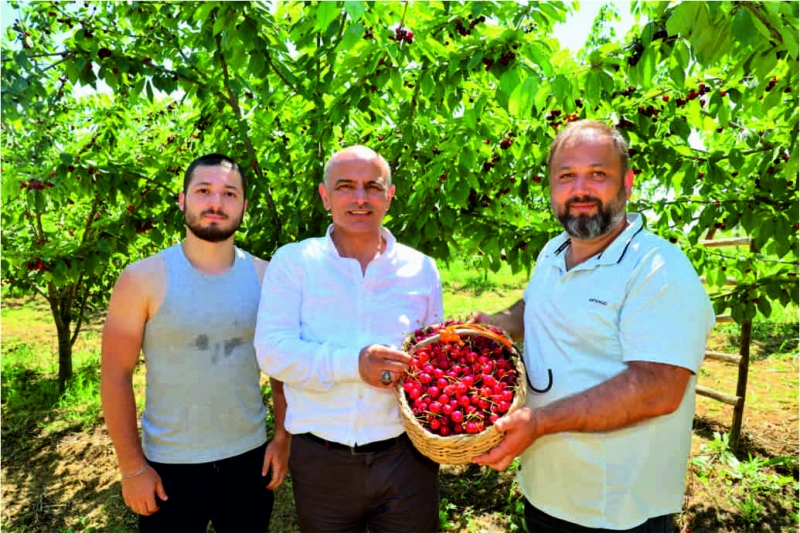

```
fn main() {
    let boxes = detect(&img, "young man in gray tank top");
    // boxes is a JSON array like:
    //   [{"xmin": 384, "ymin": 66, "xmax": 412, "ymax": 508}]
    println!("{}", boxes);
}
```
[{"xmin": 101, "ymin": 154, "xmax": 289, "ymax": 532}]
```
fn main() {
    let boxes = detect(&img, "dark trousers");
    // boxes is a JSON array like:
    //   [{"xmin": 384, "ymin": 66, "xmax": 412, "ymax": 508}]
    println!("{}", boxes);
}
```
[
  {"xmin": 289, "ymin": 432, "xmax": 439, "ymax": 533},
  {"xmin": 525, "ymin": 500, "xmax": 673, "ymax": 532},
  {"xmin": 139, "ymin": 442, "xmax": 274, "ymax": 533}
]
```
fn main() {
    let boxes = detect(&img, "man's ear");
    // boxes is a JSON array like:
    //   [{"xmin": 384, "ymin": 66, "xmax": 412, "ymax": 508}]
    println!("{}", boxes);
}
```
[
  {"xmin": 178, "ymin": 191, "xmax": 186, "ymax": 212},
  {"xmin": 387, "ymin": 184, "xmax": 396, "ymax": 205},
  {"xmin": 318, "ymin": 182, "xmax": 330, "ymax": 211},
  {"xmin": 624, "ymin": 169, "xmax": 634, "ymax": 199}
]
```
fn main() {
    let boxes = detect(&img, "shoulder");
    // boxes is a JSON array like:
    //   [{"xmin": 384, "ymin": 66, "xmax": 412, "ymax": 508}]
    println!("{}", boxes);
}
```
[
  {"xmin": 119, "ymin": 253, "xmax": 166, "ymax": 288},
  {"xmin": 274, "ymin": 237, "xmax": 327, "ymax": 263},
  {"xmin": 252, "ymin": 256, "xmax": 269, "ymax": 283},
  {"xmin": 108, "ymin": 252, "xmax": 166, "ymax": 317},
  {"xmin": 393, "ymin": 241, "xmax": 431, "ymax": 261},
  {"xmin": 631, "ymin": 231, "xmax": 697, "ymax": 268},
  {"xmin": 625, "ymin": 231, "xmax": 705, "ymax": 288},
  {"xmin": 392, "ymin": 242, "xmax": 441, "ymax": 273},
  {"xmin": 534, "ymin": 235, "xmax": 567, "ymax": 265}
]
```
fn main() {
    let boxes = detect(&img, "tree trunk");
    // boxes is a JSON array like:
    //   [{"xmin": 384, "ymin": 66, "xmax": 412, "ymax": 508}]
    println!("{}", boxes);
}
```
[
  {"xmin": 56, "ymin": 318, "xmax": 73, "ymax": 393},
  {"xmin": 46, "ymin": 285, "xmax": 74, "ymax": 393}
]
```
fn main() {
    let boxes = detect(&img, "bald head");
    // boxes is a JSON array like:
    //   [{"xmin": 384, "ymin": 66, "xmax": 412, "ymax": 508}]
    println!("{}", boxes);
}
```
[{"xmin": 323, "ymin": 145, "xmax": 392, "ymax": 187}]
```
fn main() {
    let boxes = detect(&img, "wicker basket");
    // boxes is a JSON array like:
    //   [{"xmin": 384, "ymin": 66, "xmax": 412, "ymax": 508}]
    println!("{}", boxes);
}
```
[{"xmin": 395, "ymin": 325, "xmax": 527, "ymax": 465}]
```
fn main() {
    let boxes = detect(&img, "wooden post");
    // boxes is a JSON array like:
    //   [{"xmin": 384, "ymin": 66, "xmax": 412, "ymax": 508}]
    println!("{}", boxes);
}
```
[{"xmin": 729, "ymin": 320, "xmax": 752, "ymax": 452}]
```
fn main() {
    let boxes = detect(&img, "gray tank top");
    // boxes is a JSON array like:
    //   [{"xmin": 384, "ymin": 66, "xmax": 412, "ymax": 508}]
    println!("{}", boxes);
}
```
[{"xmin": 141, "ymin": 243, "xmax": 267, "ymax": 463}]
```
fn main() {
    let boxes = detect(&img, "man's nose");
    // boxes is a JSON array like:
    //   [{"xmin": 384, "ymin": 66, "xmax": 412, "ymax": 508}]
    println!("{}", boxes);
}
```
[
  {"xmin": 207, "ymin": 191, "xmax": 224, "ymax": 207},
  {"xmin": 572, "ymin": 173, "xmax": 592, "ymax": 195},
  {"xmin": 353, "ymin": 184, "xmax": 368, "ymax": 203}
]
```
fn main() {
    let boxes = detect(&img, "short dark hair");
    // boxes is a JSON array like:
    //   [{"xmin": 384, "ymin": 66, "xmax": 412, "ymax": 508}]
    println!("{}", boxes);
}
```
[
  {"xmin": 547, "ymin": 120, "xmax": 630, "ymax": 177},
  {"xmin": 183, "ymin": 154, "xmax": 247, "ymax": 195}
]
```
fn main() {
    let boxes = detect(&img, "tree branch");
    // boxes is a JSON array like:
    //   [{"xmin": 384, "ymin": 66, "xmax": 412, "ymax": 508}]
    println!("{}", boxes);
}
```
[
  {"xmin": 264, "ymin": 51, "xmax": 303, "ymax": 97},
  {"xmin": 743, "ymin": 2, "xmax": 785, "ymax": 45},
  {"xmin": 214, "ymin": 32, "xmax": 282, "ymax": 231}
]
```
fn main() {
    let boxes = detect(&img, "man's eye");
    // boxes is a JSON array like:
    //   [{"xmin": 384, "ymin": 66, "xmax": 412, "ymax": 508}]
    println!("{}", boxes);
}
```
[{"xmin": 225, "ymin": 191, "xmax": 237, "ymax": 197}]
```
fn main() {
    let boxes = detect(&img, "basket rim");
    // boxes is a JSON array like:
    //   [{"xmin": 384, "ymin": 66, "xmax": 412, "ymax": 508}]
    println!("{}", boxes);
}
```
[{"xmin": 403, "ymin": 325, "xmax": 517, "ymax": 354}]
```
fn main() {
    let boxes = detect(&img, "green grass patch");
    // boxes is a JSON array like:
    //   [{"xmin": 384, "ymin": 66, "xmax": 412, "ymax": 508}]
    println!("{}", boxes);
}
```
[{"xmin": 440, "ymin": 262, "xmax": 528, "ymax": 318}]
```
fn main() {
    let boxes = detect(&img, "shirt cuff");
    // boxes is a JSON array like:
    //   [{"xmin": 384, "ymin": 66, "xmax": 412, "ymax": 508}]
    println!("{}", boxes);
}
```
[{"xmin": 332, "ymin": 346, "xmax": 361, "ymax": 383}]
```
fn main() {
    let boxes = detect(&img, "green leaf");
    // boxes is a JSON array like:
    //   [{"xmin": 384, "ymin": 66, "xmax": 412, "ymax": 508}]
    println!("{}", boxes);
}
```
[
  {"xmin": 669, "ymin": 65, "xmax": 685, "ymax": 87},
  {"xmin": 754, "ymin": 48, "xmax": 779, "ymax": 84},
  {"xmin": 343, "ymin": 1, "xmax": 365, "ymax": 22},
  {"xmin": 778, "ymin": 21, "xmax": 799, "ymax": 60},
  {"xmin": 639, "ymin": 47, "xmax": 655, "ymax": 89},
  {"xmin": 316, "ymin": 2, "xmax": 340, "ymax": 32},
  {"xmin": 508, "ymin": 77, "xmax": 537, "ymax": 119},
  {"xmin": 194, "ymin": 2, "xmax": 218, "ymax": 22},
  {"xmin": 713, "ymin": 266, "xmax": 727, "ymax": 288},
  {"xmin": 732, "ymin": 8, "xmax": 755, "ymax": 47},
  {"xmin": 551, "ymin": 74, "xmax": 570, "ymax": 106},
  {"xmin": 467, "ymin": 51, "xmax": 484, "ymax": 71},
  {"xmin": 498, "ymin": 68, "xmax": 521, "ymax": 99},
  {"xmin": 728, "ymin": 149, "xmax": 744, "ymax": 170},
  {"xmin": 670, "ymin": 117, "xmax": 691, "ymax": 140},
  {"xmin": 458, "ymin": 149, "xmax": 476, "ymax": 172},
  {"xmin": 666, "ymin": 2, "xmax": 698, "ymax": 37},
  {"xmin": 528, "ymin": 42, "xmax": 553, "ymax": 76},
  {"xmin": 336, "ymin": 23, "xmax": 363, "ymax": 52}
]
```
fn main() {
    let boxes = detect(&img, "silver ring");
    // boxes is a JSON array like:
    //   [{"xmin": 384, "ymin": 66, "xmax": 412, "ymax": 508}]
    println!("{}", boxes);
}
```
[{"xmin": 380, "ymin": 370, "xmax": 393, "ymax": 385}]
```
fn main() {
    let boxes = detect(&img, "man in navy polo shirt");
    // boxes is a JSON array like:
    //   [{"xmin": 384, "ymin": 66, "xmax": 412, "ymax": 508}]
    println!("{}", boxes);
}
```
[{"xmin": 473, "ymin": 120, "xmax": 715, "ymax": 532}]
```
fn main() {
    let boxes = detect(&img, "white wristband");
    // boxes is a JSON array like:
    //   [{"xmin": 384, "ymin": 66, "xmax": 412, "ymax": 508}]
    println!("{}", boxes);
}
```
[{"xmin": 121, "ymin": 463, "xmax": 149, "ymax": 480}]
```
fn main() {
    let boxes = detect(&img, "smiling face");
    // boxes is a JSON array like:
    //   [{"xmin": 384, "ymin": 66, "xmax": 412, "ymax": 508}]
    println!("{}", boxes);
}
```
[
  {"xmin": 319, "ymin": 147, "xmax": 395, "ymax": 239},
  {"xmin": 549, "ymin": 129, "xmax": 633, "ymax": 241},
  {"xmin": 179, "ymin": 163, "xmax": 247, "ymax": 243}
]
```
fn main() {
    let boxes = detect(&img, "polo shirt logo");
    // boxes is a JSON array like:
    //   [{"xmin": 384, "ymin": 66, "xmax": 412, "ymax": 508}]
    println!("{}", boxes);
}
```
[{"xmin": 588, "ymin": 298, "xmax": 608, "ymax": 306}]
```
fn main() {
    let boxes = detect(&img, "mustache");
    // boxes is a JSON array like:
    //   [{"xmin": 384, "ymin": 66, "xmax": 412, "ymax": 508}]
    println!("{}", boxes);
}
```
[
  {"xmin": 565, "ymin": 196, "xmax": 601, "ymax": 208},
  {"xmin": 201, "ymin": 209, "xmax": 228, "ymax": 218}
]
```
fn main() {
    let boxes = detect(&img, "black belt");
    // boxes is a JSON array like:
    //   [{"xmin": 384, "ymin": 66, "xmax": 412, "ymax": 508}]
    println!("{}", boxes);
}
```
[{"xmin": 302, "ymin": 432, "xmax": 407, "ymax": 455}]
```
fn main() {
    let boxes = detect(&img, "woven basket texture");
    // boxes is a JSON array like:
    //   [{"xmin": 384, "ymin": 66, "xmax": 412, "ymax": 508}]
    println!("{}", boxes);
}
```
[{"xmin": 396, "ymin": 327, "xmax": 527, "ymax": 465}]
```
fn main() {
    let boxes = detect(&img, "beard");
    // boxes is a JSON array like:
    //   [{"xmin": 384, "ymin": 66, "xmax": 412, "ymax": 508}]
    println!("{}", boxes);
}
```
[
  {"xmin": 185, "ymin": 208, "xmax": 244, "ymax": 243},
  {"xmin": 555, "ymin": 184, "xmax": 627, "ymax": 241}
]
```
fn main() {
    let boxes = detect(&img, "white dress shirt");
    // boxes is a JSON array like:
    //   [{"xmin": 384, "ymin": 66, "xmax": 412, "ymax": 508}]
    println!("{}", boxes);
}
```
[{"xmin": 254, "ymin": 225, "xmax": 444, "ymax": 446}]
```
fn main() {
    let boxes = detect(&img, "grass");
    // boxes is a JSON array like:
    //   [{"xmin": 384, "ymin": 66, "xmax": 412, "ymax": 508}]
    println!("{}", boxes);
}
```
[
  {"xmin": 1, "ymin": 261, "xmax": 798, "ymax": 533},
  {"xmin": 439, "ymin": 261, "xmax": 529, "ymax": 318}
]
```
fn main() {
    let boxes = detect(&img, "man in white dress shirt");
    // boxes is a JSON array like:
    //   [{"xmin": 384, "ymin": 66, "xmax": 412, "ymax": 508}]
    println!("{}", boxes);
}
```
[{"xmin": 254, "ymin": 145, "xmax": 443, "ymax": 532}]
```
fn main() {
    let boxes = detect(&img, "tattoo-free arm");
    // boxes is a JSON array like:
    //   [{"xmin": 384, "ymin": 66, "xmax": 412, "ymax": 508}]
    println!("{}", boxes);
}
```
[{"xmin": 474, "ymin": 361, "xmax": 692, "ymax": 470}]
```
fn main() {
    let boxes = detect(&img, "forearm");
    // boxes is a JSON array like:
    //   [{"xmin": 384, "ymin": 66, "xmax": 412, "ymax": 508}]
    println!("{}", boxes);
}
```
[
  {"xmin": 269, "ymin": 377, "xmax": 289, "ymax": 438},
  {"xmin": 533, "ymin": 361, "xmax": 692, "ymax": 438},
  {"xmin": 100, "ymin": 372, "xmax": 147, "ymax": 472},
  {"xmin": 255, "ymin": 335, "xmax": 359, "ymax": 390},
  {"xmin": 487, "ymin": 299, "xmax": 525, "ymax": 341}
]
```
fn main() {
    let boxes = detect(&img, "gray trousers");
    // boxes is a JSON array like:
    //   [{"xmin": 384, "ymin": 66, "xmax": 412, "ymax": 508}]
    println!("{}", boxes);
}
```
[{"xmin": 289, "ymin": 433, "xmax": 439, "ymax": 532}]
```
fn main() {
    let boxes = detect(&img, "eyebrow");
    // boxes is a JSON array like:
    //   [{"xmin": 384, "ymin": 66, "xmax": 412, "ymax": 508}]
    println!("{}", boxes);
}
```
[
  {"xmin": 191, "ymin": 181, "xmax": 241, "ymax": 191},
  {"xmin": 556, "ymin": 162, "xmax": 610, "ymax": 171},
  {"xmin": 333, "ymin": 178, "xmax": 386, "ymax": 187}
]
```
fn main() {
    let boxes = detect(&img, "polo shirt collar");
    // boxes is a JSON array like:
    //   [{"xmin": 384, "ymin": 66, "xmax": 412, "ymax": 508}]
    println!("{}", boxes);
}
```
[
  {"xmin": 553, "ymin": 213, "xmax": 645, "ymax": 267},
  {"xmin": 324, "ymin": 224, "xmax": 397, "ymax": 259}
]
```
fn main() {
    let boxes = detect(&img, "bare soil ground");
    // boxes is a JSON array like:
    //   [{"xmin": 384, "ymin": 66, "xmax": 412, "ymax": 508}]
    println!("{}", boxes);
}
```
[{"xmin": 1, "ymin": 297, "xmax": 797, "ymax": 532}]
